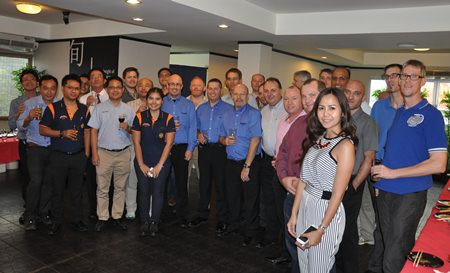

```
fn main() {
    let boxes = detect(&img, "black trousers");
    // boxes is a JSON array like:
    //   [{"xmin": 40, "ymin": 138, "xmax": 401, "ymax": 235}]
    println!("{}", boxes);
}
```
[
  {"xmin": 84, "ymin": 157, "xmax": 97, "ymax": 217},
  {"xmin": 170, "ymin": 144, "xmax": 190, "ymax": 220},
  {"xmin": 284, "ymin": 193, "xmax": 299, "ymax": 273},
  {"xmin": 225, "ymin": 157, "xmax": 260, "ymax": 237},
  {"xmin": 50, "ymin": 151, "xmax": 86, "ymax": 224},
  {"xmin": 24, "ymin": 146, "xmax": 52, "ymax": 221},
  {"xmin": 367, "ymin": 181, "xmax": 385, "ymax": 273},
  {"xmin": 197, "ymin": 143, "xmax": 227, "ymax": 222},
  {"xmin": 260, "ymin": 153, "xmax": 286, "ymax": 242},
  {"xmin": 18, "ymin": 139, "xmax": 29, "ymax": 201},
  {"xmin": 336, "ymin": 176, "xmax": 365, "ymax": 273},
  {"xmin": 377, "ymin": 190, "xmax": 427, "ymax": 273},
  {"xmin": 136, "ymin": 159, "xmax": 171, "ymax": 223}
]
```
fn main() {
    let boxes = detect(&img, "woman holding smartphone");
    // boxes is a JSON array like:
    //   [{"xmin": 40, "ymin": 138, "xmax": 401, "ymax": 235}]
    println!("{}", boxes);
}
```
[
  {"xmin": 287, "ymin": 88, "xmax": 357, "ymax": 273},
  {"xmin": 132, "ymin": 87, "xmax": 175, "ymax": 237}
]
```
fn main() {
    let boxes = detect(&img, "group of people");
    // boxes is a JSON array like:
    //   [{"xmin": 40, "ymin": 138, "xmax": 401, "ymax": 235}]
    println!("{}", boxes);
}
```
[{"xmin": 8, "ymin": 59, "xmax": 447, "ymax": 273}]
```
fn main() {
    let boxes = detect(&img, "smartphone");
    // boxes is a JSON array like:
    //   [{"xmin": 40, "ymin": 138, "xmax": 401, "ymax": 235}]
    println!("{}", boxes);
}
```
[{"xmin": 296, "ymin": 225, "xmax": 317, "ymax": 245}]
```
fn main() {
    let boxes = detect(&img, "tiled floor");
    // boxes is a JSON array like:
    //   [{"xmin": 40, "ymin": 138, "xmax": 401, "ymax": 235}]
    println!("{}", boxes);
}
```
[{"xmin": 0, "ymin": 169, "xmax": 444, "ymax": 273}]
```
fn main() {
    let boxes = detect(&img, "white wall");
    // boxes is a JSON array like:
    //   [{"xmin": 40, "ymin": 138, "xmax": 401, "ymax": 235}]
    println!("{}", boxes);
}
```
[
  {"xmin": 118, "ymin": 38, "xmax": 170, "ymax": 83},
  {"xmin": 208, "ymin": 54, "xmax": 237, "ymax": 84},
  {"xmin": 170, "ymin": 53, "xmax": 209, "ymax": 68},
  {"xmin": 34, "ymin": 41, "xmax": 70, "ymax": 97}
]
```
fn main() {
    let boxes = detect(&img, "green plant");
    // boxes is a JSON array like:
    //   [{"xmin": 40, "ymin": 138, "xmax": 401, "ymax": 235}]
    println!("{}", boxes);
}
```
[
  {"xmin": 371, "ymin": 89, "xmax": 386, "ymax": 100},
  {"xmin": 440, "ymin": 91, "xmax": 450, "ymax": 170},
  {"xmin": 11, "ymin": 65, "xmax": 46, "ymax": 95}
]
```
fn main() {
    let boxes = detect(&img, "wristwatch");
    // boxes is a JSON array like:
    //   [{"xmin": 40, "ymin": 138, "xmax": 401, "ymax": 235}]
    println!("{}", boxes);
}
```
[
  {"xmin": 59, "ymin": 130, "xmax": 64, "ymax": 138},
  {"xmin": 318, "ymin": 224, "xmax": 327, "ymax": 233},
  {"xmin": 243, "ymin": 163, "xmax": 251, "ymax": 169}
]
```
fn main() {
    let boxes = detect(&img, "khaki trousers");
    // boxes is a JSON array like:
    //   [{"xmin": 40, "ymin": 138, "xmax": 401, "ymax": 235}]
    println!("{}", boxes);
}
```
[{"xmin": 96, "ymin": 147, "xmax": 131, "ymax": 220}]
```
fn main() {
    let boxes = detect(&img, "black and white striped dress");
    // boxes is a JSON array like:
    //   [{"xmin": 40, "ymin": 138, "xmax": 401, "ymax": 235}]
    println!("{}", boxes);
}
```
[{"xmin": 296, "ymin": 135, "xmax": 347, "ymax": 273}]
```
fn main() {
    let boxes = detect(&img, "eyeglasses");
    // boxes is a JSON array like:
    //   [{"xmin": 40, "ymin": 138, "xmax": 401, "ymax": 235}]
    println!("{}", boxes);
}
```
[
  {"xmin": 399, "ymin": 74, "xmax": 424, "ymax": 81},
  {"xmin": 107, "ymin": 86, "xmax": 123, "ymax": 90},
  {"xmin": 382, "ymin": 73, "xmax": 400, "ymax": 80},
  {"xmin": 168, "ymin": 83, "xmax": 182, "ymax": 87},
  {"xmin": 64, "ymin": 85, "xmax": 80, "ymax": 91}
]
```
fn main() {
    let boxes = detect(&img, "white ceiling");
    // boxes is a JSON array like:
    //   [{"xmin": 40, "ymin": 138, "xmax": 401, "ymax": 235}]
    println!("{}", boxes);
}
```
[{"xmin": 0, "ymin": 0, "xmax": 450, "ymax": 68}]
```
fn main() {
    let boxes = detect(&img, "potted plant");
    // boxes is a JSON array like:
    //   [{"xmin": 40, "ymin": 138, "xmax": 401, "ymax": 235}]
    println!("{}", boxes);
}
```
[{"xmin": 11, "ymin": 65, "xmax": 46, "ymax": 95}]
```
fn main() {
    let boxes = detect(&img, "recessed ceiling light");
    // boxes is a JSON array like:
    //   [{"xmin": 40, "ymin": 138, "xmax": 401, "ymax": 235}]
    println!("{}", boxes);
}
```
[
  {"xmin": 218, "ymin": 24, "xmax": 229, "ymax": 29},
  {"xmin": 234, "ymin": 49, "xmax": 239, "ymax": 52},
  {"xmin": 126, "ymin": 0, "xmax": 142, "ymax": 4},
  {"xmin": 133, "ymin": 17, "xmax": 143, "ymax": 22},
  {"xmin": 16, "ymin": 3, "xmax": 42, "ymax": 14},
  {"xmin": 321, "ymin": 56, "xmax": 327, "ymax": 59},
  {"xmin": 414, "ymin": 48, "xmax": 430, "ymax": 52},
  {"xmin": 397, "ymin": 43, "xmax": 417, "ymax": 48}
]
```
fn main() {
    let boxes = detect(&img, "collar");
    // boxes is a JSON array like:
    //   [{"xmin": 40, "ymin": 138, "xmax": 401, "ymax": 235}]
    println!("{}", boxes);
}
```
[
  {"xmin": 269, "ymin": 99, "xmax": 284, "ymax": 111},
  {"xmin": 352, "ymin": 108, "xmax": 364, "ymax": 120},
  {"xmin": 404, "ymin": 98, "xmax": 428, "ymax": 111},
  {"xmin": 168, "ymin": 95, "xmax": 182, "ymax": 102},
  {"xmin": 234, "ymin": 103, "xmax": 249, "ymax": 114}
]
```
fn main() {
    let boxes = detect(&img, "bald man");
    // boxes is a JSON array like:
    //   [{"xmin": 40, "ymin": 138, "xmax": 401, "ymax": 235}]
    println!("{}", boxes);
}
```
[{"xmin": 336, "ymin": 80, "xmax": 378, "ymax": 273}]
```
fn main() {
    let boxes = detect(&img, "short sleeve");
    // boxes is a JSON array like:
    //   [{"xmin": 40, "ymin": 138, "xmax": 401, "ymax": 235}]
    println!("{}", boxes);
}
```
[
  {"xmin": 166, "ymin": 115, "xmax": 176, "ymax": 133},
  {"xmin": 40, "ymin": 104, "xmax": 54, "ymax": 128},
  {"xmin": 87, "ymin": 106, "xmax": 100, "ymax": 129},
  {"xmin": 249, "ymin": 110, "xmax": 262, "ymax": 138},
  {"xmin": 425, "ymin": 108, "xmax": 447, "ymax": 152},
  {"xmin": 132, "ymin": 113, "xmax": 142, "ymax": 131}
]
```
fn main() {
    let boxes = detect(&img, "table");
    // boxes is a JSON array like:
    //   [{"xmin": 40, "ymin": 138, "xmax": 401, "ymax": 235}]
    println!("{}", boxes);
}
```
[
  {"xmin": 0, "ymin": 137, "xmax": 19, "ymax": 163},
  {"xmin": 401, "ymin": 179, "xmax": 450, "ymax": 272}
]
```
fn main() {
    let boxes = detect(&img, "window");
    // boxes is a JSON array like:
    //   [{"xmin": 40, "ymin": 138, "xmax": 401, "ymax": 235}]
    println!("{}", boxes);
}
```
[{"xmin": 0, "ymin": 55, "xmax": 30, "ymax": 117}]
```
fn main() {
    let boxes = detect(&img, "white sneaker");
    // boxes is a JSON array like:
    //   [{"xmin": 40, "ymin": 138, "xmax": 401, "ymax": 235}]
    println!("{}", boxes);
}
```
[{"xmin": 125, "ymin": 212, "xmax": 135, "ymax": 220}]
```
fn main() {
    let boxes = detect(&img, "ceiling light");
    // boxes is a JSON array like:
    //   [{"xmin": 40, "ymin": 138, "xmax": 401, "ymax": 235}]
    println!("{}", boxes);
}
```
[
  {"xmin": 16, "ymin": 3, "xmax": 42, "ymax": 14},
  {"xmin": 126, "ymin": 0, "xmax": 142, "ymax": 4},
  {"xmin": 321, "ymin": 56, "xmax": 327, "ymax": 59},
  {"xmin": 414, "ymin": 48, "xmax": 430, "ymax": 52},
  {"xmin": 133, "ymin": 17, "xmax": 143, "ymax": 22},
  {"xmin": 397, "ymin": 43, "xmax": 417, "ymax": 48},
  {"xmin": 218, "ymin": 24, "xmax": 229, "ymax": 29},
  {"xmin": 234, "ymin": 49, "xmax": 239, "ymax": 52}
]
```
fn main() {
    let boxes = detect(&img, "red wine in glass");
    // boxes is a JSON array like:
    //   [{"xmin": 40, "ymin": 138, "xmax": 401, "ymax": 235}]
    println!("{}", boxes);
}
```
[{"xmin": 118, "ymin": 117, "xmax": 125, "ymax": 123}]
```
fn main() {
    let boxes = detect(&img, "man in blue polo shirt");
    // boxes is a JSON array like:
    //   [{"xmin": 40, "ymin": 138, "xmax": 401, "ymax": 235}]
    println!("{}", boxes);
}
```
[
  {"xmin": 89, "ymin": 76, "xmax": 135, "ymax": 232},
  {"xmin": 40, "ymin": 74, "xmax": 90, "ymax": 235},
  {"xmin": 188, "ymin": 78, "xmax": 233, "ymax": 232},
  {"xmin": 219, "ymin": 83, "xmax": 262, "ymax": 247},
  {"xmin": 17, "ymin": 75, "xmax": 59, "ymax": 231},
  {"xmin": 161, "ymin": 74, "xmax": 197, "ymax": 227},
  {"xmin": 371, "ymin": 60, "xmax": 447, "ymax": 273}
]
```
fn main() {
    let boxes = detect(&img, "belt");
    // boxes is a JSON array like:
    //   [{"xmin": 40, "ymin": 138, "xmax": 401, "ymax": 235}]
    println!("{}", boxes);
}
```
[
  {"xmin": 54, "ymin": 149, "xmax": 83, "ymax": 156},
  {"xmin": 200, "ymin": 142, "xmax": 223, "ymax": 148},
  {"xmin": 27, "ymin": 142, "xmax": 48, "ymax": 149},
  {"xmin": 172, "ymin": 143, "xmax": 188, "ymax": 147},
  {"xmin": 261, "ymin": 151, "xmax": 274, "ymax": 161},
  {"xmin": 101, "ymin": 146, "xmax": 129, "ymax": 152},
  {"xmin": 304, "ymin": 184, "xmax": 332, "ymax": 200}
]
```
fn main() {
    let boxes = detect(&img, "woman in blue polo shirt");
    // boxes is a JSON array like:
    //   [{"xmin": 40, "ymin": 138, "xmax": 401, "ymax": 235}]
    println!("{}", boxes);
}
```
[{"xmin": 132, "ymin": 88, "xmax": 175, "ymax": 237}]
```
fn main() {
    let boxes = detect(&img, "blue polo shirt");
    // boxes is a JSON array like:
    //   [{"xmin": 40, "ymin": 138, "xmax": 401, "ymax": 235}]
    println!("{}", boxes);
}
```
[
  {"xmin": 88, "ymin": 100, "xmax": 135, "ymax": 150},
  {"xmin": 161, "ymin": 95, "xmax": 197, "ymax": 152},
  {"xmin": 196, "ymin": 100, "xmax": 234, "ymax": 143},
  {"xmin": 132, "ymin": 110, "xmax": 175, "ymax": 167},
  {"xmin": 220, "ymin": 104, "xmax": 262, "ymax": 161},
  {"xmin": 17, "ymin": 95, "xmax": 58, "ymax": 147},
  {"xmin": 40, "ymin": 100, "xmax": 90, "ymax": 153},
  {"xmin": 375, "ymin": 99, "xmax": 447, "ymax": 195},
  {"xmin": 371, "ymin": 96, "xmax": 398, "ymax": 160}
]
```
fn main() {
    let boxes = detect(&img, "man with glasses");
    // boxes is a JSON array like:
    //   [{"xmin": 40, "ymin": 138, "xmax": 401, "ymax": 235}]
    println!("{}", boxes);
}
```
[
  {"xmin": 371, "ymin": 60, "xmax": 447, "ymax": 273},
  {"xmin": 364, "ymin": 64, "xmax": 404, "ymax": 273},
  {"xmin": 39, "ymin": 74, "xmax": 90, "ymax": 235},
  {"xmin": 162, "ymin": 74, "xmax": 197, "ymax": 228},
  {"xmin": 89, "ymin": 76, "xmax": 135, "ymax": 232}
]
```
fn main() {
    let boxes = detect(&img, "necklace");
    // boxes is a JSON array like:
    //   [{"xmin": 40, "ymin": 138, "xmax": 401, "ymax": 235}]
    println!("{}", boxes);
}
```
[{"xmin": 316, "ymin": 138, "xmax": 331, "ymax": 149}]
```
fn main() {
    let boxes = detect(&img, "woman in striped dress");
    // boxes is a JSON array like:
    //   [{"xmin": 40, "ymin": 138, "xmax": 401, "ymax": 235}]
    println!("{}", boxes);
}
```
[{"xmin": 287, "ymin": 88, "xmax": 357, "ymax": 273}]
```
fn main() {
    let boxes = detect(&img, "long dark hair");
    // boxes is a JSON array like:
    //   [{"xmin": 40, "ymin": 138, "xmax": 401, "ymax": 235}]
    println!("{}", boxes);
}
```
[{"xmin": 304, "ymin": 87, "xmax": 358, "ymax": 151}]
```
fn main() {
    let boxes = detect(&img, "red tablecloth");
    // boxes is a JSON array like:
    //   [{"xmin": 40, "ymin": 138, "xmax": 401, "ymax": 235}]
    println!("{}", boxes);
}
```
[
  {"xmin": 401, "ymin": 179, "xmax": 450, "ymax": 272},
  {"xmin": 0, "ymin": 137, "xmax": 19, "ymax": 163}
]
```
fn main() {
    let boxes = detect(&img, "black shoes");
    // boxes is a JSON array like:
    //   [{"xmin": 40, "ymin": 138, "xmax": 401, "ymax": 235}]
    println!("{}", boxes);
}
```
[
  {"xmin": 113, "ymin": 219, "xmax": 127, "ymax": 231},
  {"xmin": 48, "ymin": 224, "xmax": 61, "ymax": 235},
  {"xmin": 188, "ymin": 217, "xmax": 208, "ymax": 228},
  {"xmin": 19, "ymin": 215, "xmax": 24, "ymax": 225},
  {"xmin": 40, "ymin": 215, "xmax": 52, "ymax": 226},
  {"xmin": 255, "ymin": 239, "xmax": 276, "ymax": 249},
  {"xmin": 24, "ymin": 220, "xmax": 37, "ymax": 231},
  {"xmin": 242, "ymin": 236, "xmax": 253, "ymax": 247},
  {"xmin": 71, "ymin": 221, "xmax": 88, "ymax": 232},
  {"xmin": 94, "ymin": 220, "xmax": 107, "ymax": 232},
  {"xmin": 140, "ymin": 222, "xmax": 149, "ymax": 237},
  {"xmin": 177, "ymin": 220, "xmax": 188, "ymax": 229},
  {"xmin": 216, "ymin": 222, "xmax": 228, "ymax": 234},
  {"xmin": 149, "ymin": 222, "xmax": 158, "ymax": 237},
  {"xmin": 265, "ymin": 255, "xmax": 291, "ymax": 264}
]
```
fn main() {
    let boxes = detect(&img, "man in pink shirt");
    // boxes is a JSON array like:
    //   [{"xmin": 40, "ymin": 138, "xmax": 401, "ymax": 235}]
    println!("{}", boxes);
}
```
[{"xmin": 273, "ymin": 79, "xmax": 325, "ymax": 272}]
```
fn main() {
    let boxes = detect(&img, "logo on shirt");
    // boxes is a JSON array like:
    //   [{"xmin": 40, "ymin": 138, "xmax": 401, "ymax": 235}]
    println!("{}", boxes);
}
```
[
  {"xmin": 407, "ymin": 114, "xmax": 424, "ymax": 127},
  {"xmin": 59, "ymin": 115, "xmax": 68, "ymax": 120},
  {"xmin": 142, "ymin": 123, "xmax": 150, "ymax": 127},
  {"xmin": 159, "ymin": 133, "xmax": 164, "ymax": 139}
]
